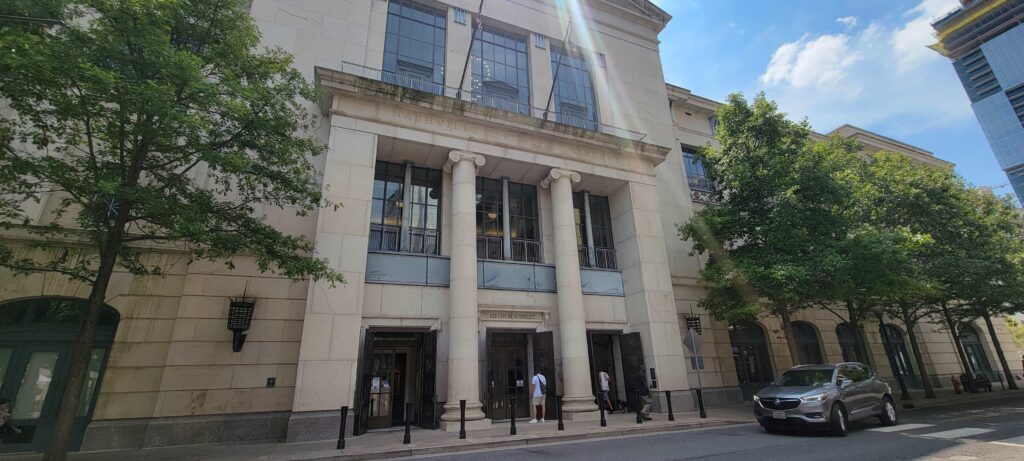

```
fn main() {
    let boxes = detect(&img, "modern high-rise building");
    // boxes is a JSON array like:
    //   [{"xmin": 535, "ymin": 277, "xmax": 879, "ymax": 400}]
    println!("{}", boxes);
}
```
[
  {"xmin": 931, "ymin": 0, "xmax": 1024, "ymax": 200},
  {"xmin": 1, "ymin": 0, "xmax": 1021, "ymax": 454}
]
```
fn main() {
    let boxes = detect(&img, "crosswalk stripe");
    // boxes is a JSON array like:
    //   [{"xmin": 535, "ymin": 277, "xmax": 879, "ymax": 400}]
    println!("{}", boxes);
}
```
[
  {"xmin": 918, "ymin": 428, "xmax": 994, "ymax": 439},
  {"xmin": 991, "ymin": 435, "xmax": 1024, "ymax": 447},
  {"xmin": 868, "ymin": 423, "xmax": 935, "ymax": 433}
]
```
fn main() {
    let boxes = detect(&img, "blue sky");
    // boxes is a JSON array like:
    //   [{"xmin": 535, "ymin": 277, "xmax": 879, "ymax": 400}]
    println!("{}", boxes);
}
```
[{"xmin": 651, "ymin": 0, "xmax": 1009, "ymax": 191}]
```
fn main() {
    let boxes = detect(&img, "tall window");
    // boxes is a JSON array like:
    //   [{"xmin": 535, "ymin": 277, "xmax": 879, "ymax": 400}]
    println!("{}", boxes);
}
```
[
  {"xmin": 881, "ymin": 325, "xmax": 915, "ymax": 378},
  {"xmin": 476, "ymin": 177, "xmax": 504, "ymax": 260},
  {"xmin": 470, "ymin": 25, "xmax": 530, "ymax": 114},
  {"xmin": 573, "ymin": 192, "xmax": 616, "ymax": 270},
  {"xmin": 791, "ymin": 321, "xmax": 824, "ymax": 365},
  {"xmin": 370, "ymin": 161, "xmax": 405, "ymax": 252},
  {"xmin": 836, "ymin": 323, "xmax": 863, "ymax": 363},
  {"xmin": 550, "ymin": 45, "xmax": 598, "ymax": 130},
  {"xmin": 369, "ymin": 161, "xmax": 442, "ymax": 254},
  {"xmin": 683, "ymin": 149, "xmax": 712, "ymax": 193},
  {"xmin": 383, "ymin": 0, "xmax": 447, "ymax": 93},
  {"xmin": 508, "ymin": 183, "xmax": 540, "ymax": 262}
]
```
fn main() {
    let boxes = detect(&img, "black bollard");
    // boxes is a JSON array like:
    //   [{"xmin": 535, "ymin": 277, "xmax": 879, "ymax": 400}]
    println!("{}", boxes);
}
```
[
  {"xmin": 599, "ymin": 392, "xmax": 607, "ymax": 427},
  {"xmin": 696, "ymin": 389, "xmax": 707, "ymax": 418},
  {"xmin": 557, "ymin": 395, "xmax": 564, "ymax": 431},
  {"xmin": 510, "ymin": 398, "xmax": 517, "ymax": 435},
  {"xmin": 459, "ymin": 399, "xmax": 467, "ymax": 439},
  {"xmin": 403, "ymin": 402, "xmax": 412, "ymax": 444},
  {"xmin": 336, "ymin": 406, "xmax": 348, "ymax": 450},
  {"xmin": 665, "ymin": 390, "xmax": 674, "ymax": 422},
  {"xmin": 635, "ymin": 391, "xmax": 644, "ymax": 424}
]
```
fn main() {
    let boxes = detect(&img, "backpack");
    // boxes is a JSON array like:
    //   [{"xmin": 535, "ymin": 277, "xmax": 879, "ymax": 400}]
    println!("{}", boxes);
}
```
[{"xmin": 537, "ymin": 374, "xmax": 547, "ymax": 395}]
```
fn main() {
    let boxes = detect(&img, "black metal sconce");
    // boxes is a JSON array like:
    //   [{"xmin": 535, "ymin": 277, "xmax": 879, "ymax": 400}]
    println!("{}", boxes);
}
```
[
  {"xmin": 228, "ymin": 295, "xmax": 256, "ymax": 352},
  {"xmin": 685, "ymin": 316, "xmax": 702, "ymax": 335}
]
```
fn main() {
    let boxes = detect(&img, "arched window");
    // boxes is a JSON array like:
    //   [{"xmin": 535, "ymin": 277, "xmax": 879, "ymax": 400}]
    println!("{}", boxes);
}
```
[
  {"xmin": 836, "ymin": 323, "xmax": 868, "ymax": 363},
  {"xmin": 958, "ymin": 323, "xmax": 993, "ymax": 378},
  {"xmin": 881, "ymin": 324, "xmax": 915, "ymax": 377},
  {"xmin": 729, "ymin": 321, "xmax": 775, "ymax": 400},
  {"xmin": 0, "ymin": 298, "xmax": 119, "ymax": 453},
  {"xmin": 791, "ymin": 321, "xmax": 824, "ymax": 364}
]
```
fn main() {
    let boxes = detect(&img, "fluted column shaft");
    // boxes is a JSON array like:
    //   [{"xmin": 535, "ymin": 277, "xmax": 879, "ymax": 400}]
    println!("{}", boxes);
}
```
[
  {"xmin": 542, "ymin": 168, "xmax": 598, "ymax": 416},
  {"xmin": 440, "ymin": 151, "xmax": 487, "ymax": 424}
]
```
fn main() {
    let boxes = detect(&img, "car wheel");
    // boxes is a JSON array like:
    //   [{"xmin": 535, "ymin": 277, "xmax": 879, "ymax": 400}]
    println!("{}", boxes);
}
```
[
  {"xmin": 829, "ymin": 403, "xmax": 848, "ymax": 437},
  {"xmin": 878, "ymin": 397, "xmax": 898, "ymax": 426}
]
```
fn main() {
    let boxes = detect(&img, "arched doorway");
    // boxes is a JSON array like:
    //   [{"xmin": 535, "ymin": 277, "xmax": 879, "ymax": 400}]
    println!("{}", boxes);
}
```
[
  {"xmin": 880, "ymin": 324, "xmax": 918, "ymax": 388},
  {"xmin": 729, "ymin": 321, "xmax": 775, "ymax": 400},
  {"xmin": 959, "ymin": 323, "xmax": 994, "ymax": 381},
  {"xmin": 836, "ymin": 323, "xmax": 870, "ymax": 364},
  {"xmin": 791, "ymin": 321, "xmax": 824, "ymax": 365},
  {"xmin": 0, "ymin": 298, "xmax": 119, "ymax": 453}
]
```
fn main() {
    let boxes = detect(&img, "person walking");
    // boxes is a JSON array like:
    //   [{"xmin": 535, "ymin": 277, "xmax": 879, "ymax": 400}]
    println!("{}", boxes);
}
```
[
  {"xmin": 598, "ymin": 370, "xmax": 615, "ymax": 413},
  {"xmin": 631, "ymin": 369, "xmax": 652, "ymax": 420},
  {"xmin": 529, "ymin": 371, "xmax": 547, "ymax": 423}
]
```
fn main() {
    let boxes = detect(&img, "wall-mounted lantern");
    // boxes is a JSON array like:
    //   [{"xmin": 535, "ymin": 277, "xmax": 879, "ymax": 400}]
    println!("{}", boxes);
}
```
[
  {"xmin": 228, "ymin": 295, "xmax": 256, "ymax": 352},
  {"xmin": 685, "ymin": 316, "xmax": 702, "ymax": 335}
]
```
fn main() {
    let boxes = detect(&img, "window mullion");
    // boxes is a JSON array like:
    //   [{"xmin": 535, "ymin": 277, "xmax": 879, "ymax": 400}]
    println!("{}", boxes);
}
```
[
  {"xmin": 501, "ymin": 176, "xmax": 512, "ymax": 260},
  {"xmin": 400, "ymin": 161, "xmax": 413, "ymax": 252},
  {"xmin": 583, "ymin": 190, "xmax": 596, "ymax": 268}
]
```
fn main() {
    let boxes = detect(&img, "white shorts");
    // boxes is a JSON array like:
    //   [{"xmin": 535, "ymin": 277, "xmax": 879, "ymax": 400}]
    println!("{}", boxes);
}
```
[{"xmin": 531, "ymin": 396, "xmax": 545, "ymax": 405}]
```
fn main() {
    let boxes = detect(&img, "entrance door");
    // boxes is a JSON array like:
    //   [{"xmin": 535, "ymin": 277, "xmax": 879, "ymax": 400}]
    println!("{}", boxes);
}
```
[
  {"xmin": 531, "ymin": 331, "xmax": 556, "ymax": 419},
  {"xmin": 587, "ymin": 333, "xmax": 619, "ymax": 411},
  {"xmin": 0, "ymin": 298, "xmax": 118, "ymax": 454},
  {"xmin": 729, "ymin": 321, "xmax": 774, "ymax": 401},
  {"xmin": 486, "ymin": 333, "xmax": 529, "ymax": 420},
  {"xmin": 618, "ymin": 332, "xmax": 645, "ymax": 412},
  {"xmin": 355, "ymin": 331, "xmax": 425, "ymax": 433},
  {"xmin": 419, "ymin": 330, "xmax": 438, "ymax": 429},
  {"xmin": 960, "ymin": 324, "xmax": 994, "ymax": 381}
]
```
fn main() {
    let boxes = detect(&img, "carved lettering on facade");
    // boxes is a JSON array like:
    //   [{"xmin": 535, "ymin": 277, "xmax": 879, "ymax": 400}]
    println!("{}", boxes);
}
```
[
  {"xmin": 485, "ymin": 311, "xmax": 540, "ymax": 321},
  {"xmin": 391, "ymin": 109, "xmax": 484, "ymax": 137}
]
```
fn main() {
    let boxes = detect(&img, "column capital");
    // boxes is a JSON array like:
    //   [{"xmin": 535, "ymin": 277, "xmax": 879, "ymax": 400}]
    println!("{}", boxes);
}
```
[
  {"xmin": 443, "ymin": 150, "xmax": 486, "ymax": 173},
  {"xmin": 540, "ymin": 168, "xmax": 582, "ymax": 188}
]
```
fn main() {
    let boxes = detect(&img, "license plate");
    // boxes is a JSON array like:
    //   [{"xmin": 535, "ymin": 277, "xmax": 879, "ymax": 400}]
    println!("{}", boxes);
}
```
[{"xmin": 772, "ymin": 410, "xmax": 786, "ymax": 420}]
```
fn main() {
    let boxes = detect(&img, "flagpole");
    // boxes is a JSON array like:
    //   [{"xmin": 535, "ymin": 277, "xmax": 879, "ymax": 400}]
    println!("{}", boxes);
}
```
[
  {"xmin": 543, "ymin": 18, "xmax": 574, "ymax": 120},
  {"xmin": 456, "ymin": 0, "xmax": 485, "ymax": 100}
]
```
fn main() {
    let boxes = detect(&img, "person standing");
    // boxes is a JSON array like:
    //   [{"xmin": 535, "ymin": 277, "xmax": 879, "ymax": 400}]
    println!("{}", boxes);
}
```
[
  {"xmin": 529, "ymin": 371, "xmax": 547, "ymax": 423},
  {"xmin": 598, "ymin": 370, "xmax": 615, "ymax": 413},
  {"xmin": 631, "ymin": 369, "xmax": 652, "ymax": 420}
]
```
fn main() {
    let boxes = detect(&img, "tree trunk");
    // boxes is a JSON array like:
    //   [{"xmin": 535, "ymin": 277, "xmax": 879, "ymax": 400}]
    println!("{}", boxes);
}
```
[
  {"xmin": 43, "ymin": 234, "xmax": 125, "ymax": 461},
  {"xmin": 902, "ymin": 317, "xmax": 936, "ymax": 399},
  {"xmin": 983, "ymin": 312, "xmax": 1018, "ymax": 390},
  {"xmin": 941, "ymin": 303, "xmax": 977, "ymax": 393},
  {"xmin": 778, "ymin": 307, "xmax": 801, "ymax": 366}
]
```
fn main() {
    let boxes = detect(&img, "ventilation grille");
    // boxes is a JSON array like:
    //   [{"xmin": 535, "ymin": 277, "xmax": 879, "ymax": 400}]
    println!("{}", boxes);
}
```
[{"xmin": 955, "ymin": 48, "xmax": 1002, "ymax": 103}]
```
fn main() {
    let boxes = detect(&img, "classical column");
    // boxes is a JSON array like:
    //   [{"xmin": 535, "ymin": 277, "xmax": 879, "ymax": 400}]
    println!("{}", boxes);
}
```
[
  {"xmin": 440, "ymin": 150, "xmax": 488, "ymax": 429},
  {"xmin": 541, "ymin": 168, "xmax": 599, "ymax": 418}
]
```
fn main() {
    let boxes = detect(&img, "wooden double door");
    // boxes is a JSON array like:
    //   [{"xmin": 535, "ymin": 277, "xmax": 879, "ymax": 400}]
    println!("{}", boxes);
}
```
[
  {"xmin": 355, "ymin": 331, "xmax": 438, "ymax": 435},
  {"xmin": 485, "ymin": 331, "xmax": 556, "ymax": 421}
]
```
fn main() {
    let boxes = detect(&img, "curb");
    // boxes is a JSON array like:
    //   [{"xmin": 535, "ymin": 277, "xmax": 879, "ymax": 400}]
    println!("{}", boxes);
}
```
[
  {"xmin": 899, "ymin": 390, "xmax": 1024, "ymax": 411},
  {"xmin": 297, "ymin": 419, "xmax": 743, "ymax": 461}
]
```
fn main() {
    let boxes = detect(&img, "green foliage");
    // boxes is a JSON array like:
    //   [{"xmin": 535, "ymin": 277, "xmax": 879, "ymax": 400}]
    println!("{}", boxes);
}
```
[
  {"xmin": 1007, "ymin": 317, "xmax": 1024, "ymax": 352},
  {"xmin": 0, "ymin": 0, "xmax": 342, "ymax": 285}
]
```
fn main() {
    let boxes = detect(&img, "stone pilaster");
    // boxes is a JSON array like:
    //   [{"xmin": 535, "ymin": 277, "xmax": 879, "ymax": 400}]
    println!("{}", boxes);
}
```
[
  {"xmin": 541, "ymin": 168, "xmax": 599, "ymax": 418},
  {"xmin": 439, "ymin": 150, "xmax": 489, "ymax": 430}
]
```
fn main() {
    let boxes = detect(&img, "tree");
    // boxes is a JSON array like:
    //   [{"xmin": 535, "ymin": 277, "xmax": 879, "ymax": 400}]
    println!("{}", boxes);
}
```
[
  {"xmin": 679, "ymin": 93, "xmax": 858, "ymax": 365},
  {"xmin": 1007, "ymin": 317, "xmax": 1024, "ymax": 352},
  {"xmin": 0, "ymin": 1, "xmax": 342, "ymax": 459}
]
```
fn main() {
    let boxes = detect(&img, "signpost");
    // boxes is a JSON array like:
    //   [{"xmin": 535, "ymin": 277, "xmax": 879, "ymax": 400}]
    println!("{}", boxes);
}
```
[{"xmin": 683, "ymin": 328, "xmax": 707, "ymax": 418}]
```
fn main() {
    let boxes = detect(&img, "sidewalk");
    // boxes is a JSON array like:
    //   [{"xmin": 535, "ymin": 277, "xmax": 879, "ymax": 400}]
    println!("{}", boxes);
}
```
[{"xmin": 0, "ymin": 411, "xmax": 745, "ymax": 461}]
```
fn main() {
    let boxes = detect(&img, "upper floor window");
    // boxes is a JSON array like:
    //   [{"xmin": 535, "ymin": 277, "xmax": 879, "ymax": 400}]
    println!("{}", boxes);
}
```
[
  {"xmin": 470, "ymin": 25, "xmax": 530, "ymax": 114},
  {"xmin": 383, "ymin": 0, "xmax": 446, "ymax": 93},
  {"xmin": 476, "ymin": 177, "xmax": 504, "ymax": 260},
  {"xmin": 369, "ymin": 161, "xmax": 442, "ymax": 255},
  {"xmin": 476, "ymin": 178, "xmax": 541, "ymax": 262},
  {"xmin": 508, "ymin": 182, "xmax": 540, "ymax": 262},
  {"xmin": 573, "ymin": 192, "xmax": 616, "ymax": 270},
  {"xmin": 683, "ymin": 148, "xmax": 713, "ymax": 194},
  {"xmin": 550, "ymin": 45, "xmax": 598, "ymax": 130}
]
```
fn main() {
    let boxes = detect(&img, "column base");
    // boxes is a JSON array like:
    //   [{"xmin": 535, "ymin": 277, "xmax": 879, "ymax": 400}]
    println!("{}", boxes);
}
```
[
  {"xmin": 439, "ymin": 401, "xmax": 487, "ymax": 424},
  {"xmin": 560, "ymin": 395, "xmax": 599, "ymax": 420}
]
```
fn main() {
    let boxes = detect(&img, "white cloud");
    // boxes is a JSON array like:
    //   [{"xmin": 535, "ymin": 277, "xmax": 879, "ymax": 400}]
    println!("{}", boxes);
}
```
[
  {"xmin": 836, "ymin": 16, "xmax": 858, "ymax": 29},
  {"xmin": 757, "ymin": 0, "xmax": 971, "ymax": 137}
]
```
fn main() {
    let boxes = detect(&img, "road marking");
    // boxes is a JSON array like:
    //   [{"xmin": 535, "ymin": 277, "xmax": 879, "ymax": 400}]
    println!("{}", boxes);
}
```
[
  {"xmin": 868, "ymin": 423, "xmax": 935, "ymax": 433},
  {"xmin": 991, "ymin": 435, "xmax": 1024, "ymax": 447},
  {"xmin": 918, "ymin": 428, "xmax": 994, "ymax": 439}
]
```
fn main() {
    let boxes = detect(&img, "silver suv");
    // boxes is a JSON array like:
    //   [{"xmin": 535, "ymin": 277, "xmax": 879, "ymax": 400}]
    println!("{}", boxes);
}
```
[{"xmin": 753, "ymin": 362, "xmax": 898, "ymax": 436}]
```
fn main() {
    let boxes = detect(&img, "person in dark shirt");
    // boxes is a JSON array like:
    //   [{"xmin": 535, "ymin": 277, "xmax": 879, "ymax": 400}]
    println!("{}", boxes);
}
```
[{"xmin": 630, "ymin": 370, "xmax": 652, "ymax": 420}]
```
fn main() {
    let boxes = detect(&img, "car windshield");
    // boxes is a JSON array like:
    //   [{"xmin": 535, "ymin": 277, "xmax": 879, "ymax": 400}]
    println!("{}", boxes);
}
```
[{"xmin": 773, "ymin": 369, "xmax": 833, "ymax": 387}]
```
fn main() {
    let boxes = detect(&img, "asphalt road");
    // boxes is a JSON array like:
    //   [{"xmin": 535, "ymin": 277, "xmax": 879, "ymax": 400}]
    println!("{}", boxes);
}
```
[{"xmin": 410, "ymin": 397, "xmax": 1024, "ymax": 461}]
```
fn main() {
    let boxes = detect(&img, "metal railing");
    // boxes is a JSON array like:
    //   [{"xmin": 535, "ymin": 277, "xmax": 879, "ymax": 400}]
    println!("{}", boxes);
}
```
[
  {"xmin": 408, "ymin": 227, "xmax": 440, "ymax": 255},
  {"xmin": 477, "ymin": 236, "xmax": 504, "ymax": 260},
  {"xmin": 333, "ymin": 61, "xmax": 647, "ymax": 141},
  {"xmin": 687, "ymin": 175, "xmax": 714, "ymax": 193},
  {"xmin": 369, "ymin": 224, "xmax": 401, "ymax": 252},
  {"xmin": 577, "ymin": 246, "xmax": 618, "ymax": 270},
  {"xmin": 368, "ymin": 225, "xmax": 440, "ymax": 255},
  {"xmin": 511, "ymin": 239, "xmax": 542, "ymax": 263}
]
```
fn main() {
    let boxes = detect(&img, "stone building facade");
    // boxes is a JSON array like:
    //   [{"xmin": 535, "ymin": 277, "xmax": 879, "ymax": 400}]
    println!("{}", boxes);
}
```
[{"xmin": 0, "ymin": 0, "xmax": 1021, "ymax": 453}]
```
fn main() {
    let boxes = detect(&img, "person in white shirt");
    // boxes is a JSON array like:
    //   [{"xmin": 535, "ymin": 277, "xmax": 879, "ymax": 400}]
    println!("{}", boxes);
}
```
[
  {"xmin": 529, "ymin": 372, "xmax": 547, "ymax": 423},
  {"xmin": 598, "ymin": 370, "xmax": 614, "ymax": 413}
]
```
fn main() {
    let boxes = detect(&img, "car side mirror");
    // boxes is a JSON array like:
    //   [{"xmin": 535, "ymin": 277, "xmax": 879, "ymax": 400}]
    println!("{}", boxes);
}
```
[{"xmin": 840, "ymin": 379, "xmax": 853, "ymax": 388}]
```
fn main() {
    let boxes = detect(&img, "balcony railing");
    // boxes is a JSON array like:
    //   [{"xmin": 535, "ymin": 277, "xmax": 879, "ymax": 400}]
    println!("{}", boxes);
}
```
[
  {"xmin": 511, "ymin": 239, "xmax": 542, "ymax": 263},
  {"xmin": 578, "ymin": 246, "xmax": 618, "ymax": 270},
  {"xmin": 369, "ymin": 224, "xmax": 440, "ymax": 255},
  {"xmin": 369, "ymin": 224, "xmax": 401, "ymax": 252},
  {"xmin": 408, "ymin": 227, "xmax": 440, "ymax": 255},
  {"xmin": 688, "ymin": 175, "xmax": 716, "ymax": 204},
  {"xmin": 477, "ymin": 236, "xmax": 504, "ymax": 260},
  {"xmin": 333, "ymin": 61, "xmax": 647, "ymax": 142}
]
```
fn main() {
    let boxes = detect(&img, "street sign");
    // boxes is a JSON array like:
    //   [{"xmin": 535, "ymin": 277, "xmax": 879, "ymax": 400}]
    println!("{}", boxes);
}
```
[{"xmin": 683, "ymin": 328, "xmax": 702, "ymax": 354}]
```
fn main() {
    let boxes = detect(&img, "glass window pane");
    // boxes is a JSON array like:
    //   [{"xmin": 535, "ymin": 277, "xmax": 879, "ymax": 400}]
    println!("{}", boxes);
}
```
[
  {"xmin": 14, "ymin": 351, "xmax": 60, "ymax": 420},
  {"xmin": 77, "ymin": 349, "xmax": 106, "ymax": 416},
  {"xmin": 0, "ymin": 349, "xmax": 11, "ymax": 388}
]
